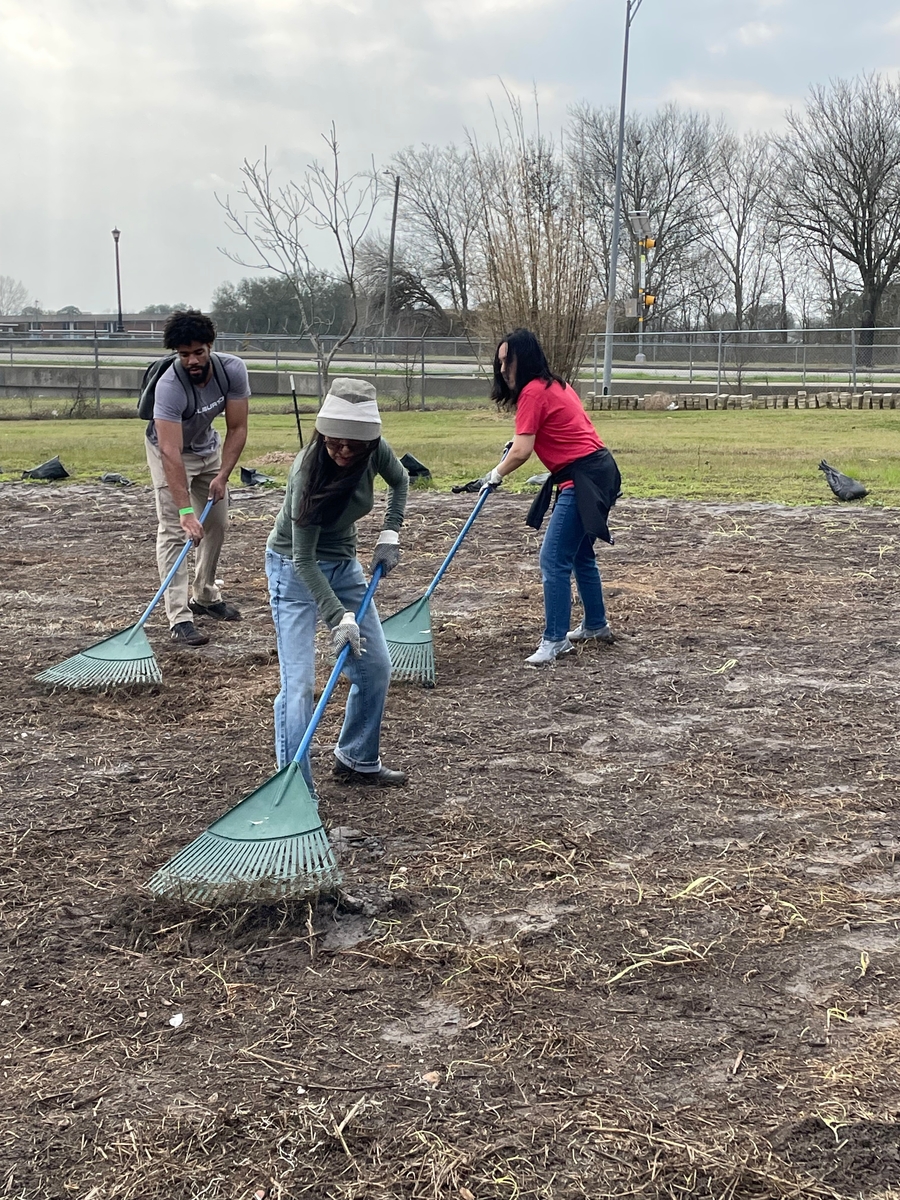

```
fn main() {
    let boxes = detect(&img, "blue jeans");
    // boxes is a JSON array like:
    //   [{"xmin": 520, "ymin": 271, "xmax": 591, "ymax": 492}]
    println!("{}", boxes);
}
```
[
  {"xmin": 265, "ymin": 550, "xmax": 392, "ymax": 789},
  {"xmin": 539, "ymin": 486, "xmax": 607, "ymax": 641}
]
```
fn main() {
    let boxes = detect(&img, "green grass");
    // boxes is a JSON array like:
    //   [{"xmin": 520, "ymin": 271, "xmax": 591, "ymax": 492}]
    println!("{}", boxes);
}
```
[{"xmin": 2, "ymin": 408, "xmax": 899, "ymax": 505}]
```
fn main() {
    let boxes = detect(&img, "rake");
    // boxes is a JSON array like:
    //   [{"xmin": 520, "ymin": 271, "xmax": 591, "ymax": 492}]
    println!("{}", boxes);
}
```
[
  {"xmin": 146, "ymin": 566, "xmax": 385, "ymax": 905},
  {"xmin": 34, "ymin": 498, "xmax": 215, "ymax": 689},
  {"xmin": 382, "ymin": 484, "xmax": 497, "ymax": 685}
]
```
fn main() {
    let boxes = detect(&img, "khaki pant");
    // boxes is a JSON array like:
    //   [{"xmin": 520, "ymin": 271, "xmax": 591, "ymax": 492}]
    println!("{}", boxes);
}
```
[{"xmin": 145, "ymin": 438, "xmax": 229, "ymax": 627}]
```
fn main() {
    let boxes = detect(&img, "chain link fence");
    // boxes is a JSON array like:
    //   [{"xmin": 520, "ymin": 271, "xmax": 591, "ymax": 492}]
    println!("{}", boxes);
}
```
[{"xmin": 4, "ymin": 328, "xmax": 900, "ymax": 418}]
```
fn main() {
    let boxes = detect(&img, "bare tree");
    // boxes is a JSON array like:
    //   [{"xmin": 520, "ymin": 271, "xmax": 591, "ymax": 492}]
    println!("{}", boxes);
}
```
[
  {"xmin": 778, "ymin": 74, "xmax": 900, "ymax": 357},
  {"xmin": 469, "ymin": 94, "xmax": 597, "ymax": 382},
  {"xmin": 218, "ymin": 126, "xmax": 378, "ymax": 395},
  {"xmin": 696, "ymin": 130, "xmax": 778, "ymax": 330},
  {"xmin": 0, "ymin": 275, "xmax": 29, "ymax": 315},
  {"xmin": 389, "ymin": 144, "xmax": 482, "ymax": 325},
  {"xmin": 358, "ymin": 235, "xmax": 449, "ymax": 332},
  {"xmin": 570, "ymin": 103, "xmax": 714, "ymax": 329}
]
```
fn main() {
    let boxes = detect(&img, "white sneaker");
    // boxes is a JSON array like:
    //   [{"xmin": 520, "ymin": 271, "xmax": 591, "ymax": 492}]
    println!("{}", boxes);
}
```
[
  {"xmin": 567, "ymin": 622, "xmax": 615, "ymax": 644},
  {"xmin": 525, "ymin": 637, "xmax": 575, "ymax": 665}
]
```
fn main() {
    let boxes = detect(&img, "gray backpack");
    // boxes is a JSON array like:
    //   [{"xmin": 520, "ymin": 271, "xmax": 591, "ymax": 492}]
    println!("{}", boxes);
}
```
[{"xmin": 137, "ymin": 353, "xmax": 231, "ymax": 422}]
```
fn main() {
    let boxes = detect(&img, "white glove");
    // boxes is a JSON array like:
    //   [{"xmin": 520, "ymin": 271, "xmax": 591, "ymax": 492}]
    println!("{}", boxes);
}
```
[
  {"xmin": 332, "ymin": 611, "xmax": 362, "ymax": 658},
  {"xmin": 479, "ymin": 467, "xmax": 503, "ymax": 492}
]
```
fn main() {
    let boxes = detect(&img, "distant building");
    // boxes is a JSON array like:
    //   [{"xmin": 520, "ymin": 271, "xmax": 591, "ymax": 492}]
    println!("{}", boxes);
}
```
[{"xmin": 0, "ymin": 313, "xmax": 170, "ymax": 338}]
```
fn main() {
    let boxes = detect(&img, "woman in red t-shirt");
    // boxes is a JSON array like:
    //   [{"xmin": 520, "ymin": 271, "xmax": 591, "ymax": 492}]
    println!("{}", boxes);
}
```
[{"xmin": 479, "ymin": 329, "xmax": 621, "ymax": 665}]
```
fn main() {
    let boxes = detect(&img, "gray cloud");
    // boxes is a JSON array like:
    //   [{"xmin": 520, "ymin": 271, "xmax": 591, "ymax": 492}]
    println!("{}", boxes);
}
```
[{"xmin": 0, "ymin": 0, "xmax": 898, "ymax": 310}]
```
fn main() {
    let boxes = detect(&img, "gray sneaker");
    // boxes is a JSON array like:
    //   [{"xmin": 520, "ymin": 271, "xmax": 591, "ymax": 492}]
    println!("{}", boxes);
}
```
[
  {"xmin": 525, "ymin": 637, "xmax": 575, "ymax": 665},
  {"xmin": 568, "ymin": 622, "xmax": 615, "ymax": 644}
]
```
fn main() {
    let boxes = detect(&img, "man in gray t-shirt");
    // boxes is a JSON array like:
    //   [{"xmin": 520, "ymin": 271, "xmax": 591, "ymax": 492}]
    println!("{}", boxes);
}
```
[{"xmin": 144, "ymin": 309, "xmax": 250, "ymax": 646}]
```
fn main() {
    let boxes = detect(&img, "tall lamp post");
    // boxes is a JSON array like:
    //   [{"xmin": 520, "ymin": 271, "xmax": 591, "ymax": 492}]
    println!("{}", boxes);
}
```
[
  {"xmin": 111, "ymin": 227, "xmax": 124, "ymax": 334},
  {"xmin": 381, "ymin": 174, "xmax": 400, "ymax": 350},
  {"xmin": 601, "ymin": 0, "xmax": 644, "ymax": 397},
  {"xmin": 628, "ymin": 209, "xmax": 654, "ymax": 363}
]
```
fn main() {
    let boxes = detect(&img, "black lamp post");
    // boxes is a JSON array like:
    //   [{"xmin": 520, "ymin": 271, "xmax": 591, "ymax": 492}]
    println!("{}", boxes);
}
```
[{"xmin": 111, "ymin": 227, "xmax": 124, "ymax": 333}]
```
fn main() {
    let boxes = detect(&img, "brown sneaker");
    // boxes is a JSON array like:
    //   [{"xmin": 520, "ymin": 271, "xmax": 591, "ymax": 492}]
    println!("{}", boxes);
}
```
[{"xmin": 170, "ymin": 621, "xmax": 210, "ymax": 647}]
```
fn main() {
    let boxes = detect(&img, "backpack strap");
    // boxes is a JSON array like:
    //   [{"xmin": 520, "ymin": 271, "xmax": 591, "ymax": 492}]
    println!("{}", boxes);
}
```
[{"xmin": 209, "ymin": 352, "xmax": 232, "ymax": 401}]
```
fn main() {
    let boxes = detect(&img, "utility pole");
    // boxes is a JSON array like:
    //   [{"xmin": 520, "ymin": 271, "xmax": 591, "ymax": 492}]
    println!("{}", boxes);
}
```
[
  {"xmin": 601, "ymin": 0, "xmax": 644, "ymax": 397},
  {"xmin": 381, "ymin": 174, "xmax": 400, "ymax": 352}
]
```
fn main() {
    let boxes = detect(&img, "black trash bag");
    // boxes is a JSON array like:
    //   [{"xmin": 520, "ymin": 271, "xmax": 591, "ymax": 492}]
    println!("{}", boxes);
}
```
[
  {"xmin": 22, "ymin": 456, "xmax": 69, "ymax": 481},
  {"xmin": 400, "ymin": 452, "xmax": 431, "ymax": 480},
  {"xmin": 240, "ymin": 466, "xmax": 275, "ymax": 486},
  {"xmin": 99, "ymin": 472, "xmax": 134, "ymax": 487},
  {"xmin": 451, "ymin": 478, "xmax": 483, "ymax": 494},
  {"xmin": 818, "ymin": 459, "xmax": 868, "ymax": 502}
]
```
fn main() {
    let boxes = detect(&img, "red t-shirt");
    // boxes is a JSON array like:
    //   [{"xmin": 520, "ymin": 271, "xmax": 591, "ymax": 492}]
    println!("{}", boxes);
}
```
[{"xmin": 514, "ymin": 378, "xmax": 603, "ymax": 480}]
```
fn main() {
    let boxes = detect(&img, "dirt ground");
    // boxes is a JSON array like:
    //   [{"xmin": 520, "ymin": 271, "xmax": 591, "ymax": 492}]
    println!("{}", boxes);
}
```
[{"xmin": 2, "ymin": 480, "xmax": 900, "ymax": 1200}]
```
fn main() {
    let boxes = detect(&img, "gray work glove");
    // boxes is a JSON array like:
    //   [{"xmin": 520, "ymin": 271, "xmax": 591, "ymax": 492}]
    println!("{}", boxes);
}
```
[
  {"xmin": 369, "ymin": 529, "xmax": 401, "ymax": 576},
  {"xmin": 478, "ymin": 467, "xmax": 503, "ymax": 493},
  {"xmin": 332, "ymin": 611, "xmax": 362, "ymax": 658}
]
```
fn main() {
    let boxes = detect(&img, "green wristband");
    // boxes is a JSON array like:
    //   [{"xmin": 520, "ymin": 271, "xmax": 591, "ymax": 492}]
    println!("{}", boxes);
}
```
[{"xmin": 179, "ymin": 506, "xmax": 194, "ymax": 516}]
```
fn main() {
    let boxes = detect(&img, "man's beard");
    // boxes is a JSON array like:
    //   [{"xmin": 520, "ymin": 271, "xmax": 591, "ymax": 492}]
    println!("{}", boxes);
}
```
[{"xmin": 188, "ymin": 362, "xmax": 212, "ymax": 384}]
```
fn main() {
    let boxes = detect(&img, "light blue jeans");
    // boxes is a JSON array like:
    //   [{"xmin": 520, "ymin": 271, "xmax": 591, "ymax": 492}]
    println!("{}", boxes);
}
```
[
  {"xmin": 539, "ymin": 486, "xmax": 607, "ymax": 641},
  {"xmin": 265, "ymin": 550, "xmax": 392, "ymax": 790}
]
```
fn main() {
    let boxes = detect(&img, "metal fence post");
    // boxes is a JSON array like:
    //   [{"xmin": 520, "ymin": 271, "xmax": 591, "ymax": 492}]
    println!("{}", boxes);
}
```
[
  {"xmin": 850, "ymin": 328, "xmax": 857, "ymax": 391},
  {"xmin": 592, "ymin": 334, "xmax": 598, "ymax": 408},
  {"xmin": 688, "ymin": 332, "xmax": 694, "ymax": 385},
  {"xmin": 420, "ymin": 333, "xmax": 426, "ymax": 410},
  {"xmin": 94, "ymin": 333, "xmax": 101, "ymax": 415},
  {"xmin": 716, "ymin": 330, "xmax": 723, "ymax": 395}
]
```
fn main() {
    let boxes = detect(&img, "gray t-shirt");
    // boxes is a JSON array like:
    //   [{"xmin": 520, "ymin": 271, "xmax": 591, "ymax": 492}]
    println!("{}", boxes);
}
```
[{"xmin": 146, "ymin": 352, "xmax": 251, "ymax": 456}]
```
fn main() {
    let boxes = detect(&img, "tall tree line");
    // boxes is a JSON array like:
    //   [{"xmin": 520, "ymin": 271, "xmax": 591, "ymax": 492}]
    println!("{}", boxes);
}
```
[
  {"xmin": 360, "ymin": 73, "xmax": 900, "ymax": 343},
  {"xmin": 212, "ymin": 74, "xmax": 900, "ymax": 382}
]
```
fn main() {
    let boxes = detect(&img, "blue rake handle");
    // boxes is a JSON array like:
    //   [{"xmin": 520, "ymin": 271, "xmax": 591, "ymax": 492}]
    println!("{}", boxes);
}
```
[
  {"xmin": 292, "ymin": 564, "xmax": 385, "ymax": 768},
  {"xmin": 124, "ymin": 497, "xmax": 216, "ymax": 643},
  {"xmin": 422, "ymin": 484, "xmax": 496, "ymax": 601}
]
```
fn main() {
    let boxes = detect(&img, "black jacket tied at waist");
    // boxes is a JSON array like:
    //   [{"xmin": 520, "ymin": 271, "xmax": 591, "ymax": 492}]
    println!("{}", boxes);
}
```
[{"xmin": 525, "ymin": 448, "xmax": 621, "ymax": 544}]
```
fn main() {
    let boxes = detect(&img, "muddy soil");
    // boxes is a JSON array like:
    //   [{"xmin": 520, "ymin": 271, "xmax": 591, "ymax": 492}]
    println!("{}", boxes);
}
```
[{"xmin": 2, "ymin": 482, "xmax": 900, "ymax": 1199}]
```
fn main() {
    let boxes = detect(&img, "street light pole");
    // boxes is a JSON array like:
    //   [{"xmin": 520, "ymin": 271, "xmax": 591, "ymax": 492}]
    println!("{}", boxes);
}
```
[
  {"xmin": 111, "ymin": 227, "xmax": 124, "ymax": 334},
  {"xmin": 601, "ymin": 0, "xmax": 644, "ymax": 397},
  {"xmin": 381, "ymin": 174, "xmax": 400, "ymax": 351}
]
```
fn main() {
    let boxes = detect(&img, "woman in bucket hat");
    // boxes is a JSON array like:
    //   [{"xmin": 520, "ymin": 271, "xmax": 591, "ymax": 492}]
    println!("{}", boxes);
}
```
[{"xmin": 265, "ymin": 378, "xmax": 409, "ymax": 791}]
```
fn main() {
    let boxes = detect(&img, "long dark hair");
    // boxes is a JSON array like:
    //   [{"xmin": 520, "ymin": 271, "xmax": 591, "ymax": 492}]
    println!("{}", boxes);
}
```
[
  {"xmin": 295, "ymin": 432, "xmax": 380, "ymax": 528},
  {"xmin": 490, "ymin": 328, "xmax": 564, "ymax": 411}
]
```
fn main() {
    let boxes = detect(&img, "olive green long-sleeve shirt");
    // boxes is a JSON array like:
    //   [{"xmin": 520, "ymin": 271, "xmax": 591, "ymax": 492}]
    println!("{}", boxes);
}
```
[{"xmin": 266, "ymin": 439, "xmax": 408, "ymax": 627}]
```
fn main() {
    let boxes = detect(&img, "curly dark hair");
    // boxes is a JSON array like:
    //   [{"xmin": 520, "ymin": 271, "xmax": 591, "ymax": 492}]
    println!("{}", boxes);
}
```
[
  {"xmin": 490, "ymin": 328, "xmax": 564, "ymax": 411},
  {"xmin": 163, "ymin": 309, "xmax": 217, "ymax": 349}
]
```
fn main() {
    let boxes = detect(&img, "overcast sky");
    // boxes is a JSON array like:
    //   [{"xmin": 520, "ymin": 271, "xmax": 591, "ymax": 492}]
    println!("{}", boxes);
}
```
[{"xmin": 1, "ymin": 0, "xmax": 899, "ymax": 314}]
